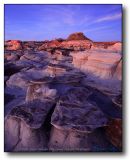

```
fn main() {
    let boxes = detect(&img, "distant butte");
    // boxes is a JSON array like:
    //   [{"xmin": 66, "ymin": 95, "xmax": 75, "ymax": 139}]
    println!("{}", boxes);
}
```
[{"xmin": 67, "ymin": 32, "xmax": 92, "ymax": 41}]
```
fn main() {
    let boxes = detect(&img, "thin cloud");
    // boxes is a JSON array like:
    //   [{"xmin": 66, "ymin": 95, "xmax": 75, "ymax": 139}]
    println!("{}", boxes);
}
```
[
  {"xmin": 5, "ymin": 5, "xmax": 122, "ymax": 41},
  {"xmin": 95, "ymin": 13, "xmax": 121, "ymax": 23},
  {"xmin": 84, "ymin": 26, "xmax": 111, "ymax": 33}
]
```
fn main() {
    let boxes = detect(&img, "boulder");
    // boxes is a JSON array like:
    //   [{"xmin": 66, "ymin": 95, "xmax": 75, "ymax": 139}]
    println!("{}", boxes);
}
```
[
  {"xmin": 51, "ymin": 100, "xmax": 108, "ymax": 133},
  {"xmin": 50, "ymin": 87, "xmax": 108, "ymax": 151},
  {"xmin": 6, "ymin": 67, "xmax": 54, "ymax": 92},
  {"xmin": 4, "ymin": 99, "xmax": 55, "ymax": 151}
]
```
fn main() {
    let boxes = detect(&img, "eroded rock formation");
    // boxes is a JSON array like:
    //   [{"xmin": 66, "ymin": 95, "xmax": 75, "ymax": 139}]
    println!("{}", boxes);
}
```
[
  {"xmin": 107, "ymin": 42, "xmax": 122, "ymax": 53},
  {"xmin": 71, "ymin": 50, "xmax": 122, "ymax": 80},
  {"xmin": 4, "ymin": 32, "xmax": 122, "ymax": 152},
  {"xmin": 5, "ymin": 100, "xmax": 52, "ymax": 151},
  {"xmin": 5, "ymin": 40, "xmax": 22, "ymax": 51}
]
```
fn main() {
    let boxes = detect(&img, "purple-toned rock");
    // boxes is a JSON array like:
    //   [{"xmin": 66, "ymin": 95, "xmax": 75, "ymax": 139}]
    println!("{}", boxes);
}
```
[{"xmin": 5, "ymin": 99, "xmax": 55, "ymax": 151}]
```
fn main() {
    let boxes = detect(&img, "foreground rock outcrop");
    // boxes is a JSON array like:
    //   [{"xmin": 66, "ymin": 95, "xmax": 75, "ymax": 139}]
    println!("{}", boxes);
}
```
[
  {"xmin": 4, "ymin": 32, "xmax": 122, "ymax": 152},
  {"xmin": 5, "ymin": 101, "xmax": 50, "ymax": 151},
  {"xmin": 49, "ymin": 87, "xmax": 109, "ymax": 151}
]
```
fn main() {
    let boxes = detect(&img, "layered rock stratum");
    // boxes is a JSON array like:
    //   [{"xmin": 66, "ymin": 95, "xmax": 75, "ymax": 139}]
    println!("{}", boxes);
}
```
[{"xmin": 4, "ymin": 32, "xmax": 122, "ymax": 152}]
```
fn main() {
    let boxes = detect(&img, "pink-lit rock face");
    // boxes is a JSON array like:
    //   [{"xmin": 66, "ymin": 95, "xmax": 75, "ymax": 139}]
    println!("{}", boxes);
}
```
[
  {"xmin": 71, "ymin": 51, "xmax": 122, "ymax": 80},
  {"xmin": 60, "ymin": 40, "xmax": 93, "ymax": 50},
  {"xmin": 38, "ymin": 40, "xmax": 61, "ymax": 50},
  {"xmin": 92, "ymin": 41, "xmax": 118, "ymax": 49},
  {"xmin": 5, "ymin": 40, "xmax": 22, "ymax": 51},
  {"xmin": 38, "ymin": 32, "xmax": 93, "ymax": 51},
  {"xmin": 107, "ymin": 42, "xmax": 122, "ymax": 53}
]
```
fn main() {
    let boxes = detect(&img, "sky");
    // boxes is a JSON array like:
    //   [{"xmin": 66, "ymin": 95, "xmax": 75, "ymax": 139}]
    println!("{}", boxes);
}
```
[{"xmin": 5, "ymin": 4, "xmax": 122, "ymax": 41}]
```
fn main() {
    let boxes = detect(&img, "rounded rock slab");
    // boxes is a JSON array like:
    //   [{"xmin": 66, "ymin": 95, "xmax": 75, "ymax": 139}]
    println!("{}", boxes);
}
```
[{"xmin": 51, "ymin": 101, "xmax": 108, "ymax": 133}]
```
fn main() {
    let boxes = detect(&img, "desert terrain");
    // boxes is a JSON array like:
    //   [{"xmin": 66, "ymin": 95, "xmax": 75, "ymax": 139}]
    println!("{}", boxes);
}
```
[{"xmin": 4, "ymin": 32, "xmax": 122, "ymax": 152}]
